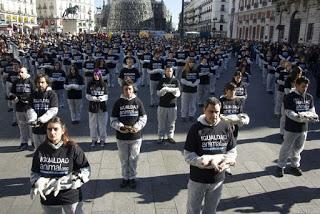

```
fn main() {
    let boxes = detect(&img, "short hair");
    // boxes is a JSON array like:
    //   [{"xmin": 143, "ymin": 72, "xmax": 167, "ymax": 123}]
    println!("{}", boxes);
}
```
[
  {"xmin": 35, "ymin": 73, "xmax": 51, "ymax": 86},
  {"xmin": 122, "ymin": 79, "xmax": 134, "ymax": 88},
  {"xmin": 224, "ymin": 82, "xmax": 237, "ymax": 92},
  {"xmin": 204, "ymin": 97, "xmax": 221, "ymax": 109},
  {"xmin": 296, "ymin": 76, "xmax": 309, "ymax": 85},
  {"xmin": 233, "ymin": 70, "xmax": 242, "ymax": 77}
]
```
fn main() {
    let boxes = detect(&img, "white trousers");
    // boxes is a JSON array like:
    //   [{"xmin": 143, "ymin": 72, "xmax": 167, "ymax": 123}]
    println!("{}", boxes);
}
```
[
  {"xmin": 181, "ymin": 92, "xmax": 197, "ymax": 118},
  {"xmin": 278, "ymin": 131, "xmax": 307, "ymax": 168},
  {"xmin": 266, "ymin": 73, "xmax": 275, "ymax": 92},
  {"xmin": 88, "ymin": 111, "xmax": 108, "ymax": 142},
  {"xmin": 33, "ymin": 134, "xmax": 46, "ymax": 149},
  {"xmin": 149, "ymin": 80, "xmax": 159, "ymax": 105},
  {"xmin": 186, "ymin": 179, "xmax": 223, "ymax": 214},
  {"xmin": 117, "ymin": 139, "xmax": 142, "ymax": 180},
  {"xmin": 16, "ymin": 111, "xmax": 32, "ymax": 145},
  {"xmin": 157, "ymin": 106, "xmax": 177, "ymax": 138},
  {"xmin": 197, "ymin": 84, "xmax": 210, "ymax": 105},
  {"xmin": 67, "ymin": 99, "xmax": 82, "ymax": 121}
]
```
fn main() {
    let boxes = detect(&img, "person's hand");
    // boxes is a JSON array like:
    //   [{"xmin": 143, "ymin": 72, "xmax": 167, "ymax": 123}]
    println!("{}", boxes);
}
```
[
  {"xmin": 120, "ymin": 126, "xmax": 130, "ymax": 133},
  {"xmin": 130, "ymin": 127, "xmax": 139, "ymax": 133},
  {"xmin": 217, "ymin": 160, "xmax": 235, "ymax": 173},
  {"xmin": 92, "ymin": 96, "xmax": 99, "ymax": 102},
  {"xmin": 30, "ymin": 177, "xmax": 50, "ymax": 200},
  {"xmin": 98, "ymin": 96, "xmax": 104, "ymax": 102}
]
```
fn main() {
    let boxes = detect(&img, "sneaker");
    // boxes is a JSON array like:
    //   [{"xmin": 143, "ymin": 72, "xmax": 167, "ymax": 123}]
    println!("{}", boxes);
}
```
[
  {"xmin": 71, "ymin": 121, "xmax": 77, "ymax": 125},
  {"xmin": 157, "ymin": 138, "xmax": 165, "ymax": 145},
  {"xmin": 129, "ymin": 179, "xmax": 137, "ymax": 189},
  {"xmin": 90, "ymin": 141, "xmax": 97, "ymax": 147},
  {"xmin": 167, "ymin": 138, "xmax": 176, "ymax": 144},
  {"xmin": 12, "ymin": 122, "xmax": 18, "ymax": 126},
  {"xmin": 8, "ymin": 108, "xmax": 13, "ymax": 112},
  {"xmin": 290, "ymin": 167, "xmax": 302, "ymax": 176},
  {"xmin": 28, "ymin": 144, "xmax": 35, "ymax": 151},
  {"xmin": 275, "ymin": 167, "xmax": 284, "ymax": 178},
  {"xmin": 100, "ymin": 140, "xmax": 105, "ymax": 147},
  {"xmin": 120, "ymin": 179, "xmax": 129, "ymax": 188},
  {"xmin": 17, "ymin": 144, "xmax": 28, "ymax": 151}
]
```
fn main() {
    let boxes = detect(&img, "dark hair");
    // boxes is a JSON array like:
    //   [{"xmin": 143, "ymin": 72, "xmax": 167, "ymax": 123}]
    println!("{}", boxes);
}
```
[
  {"xmin": 122, "ymin": 79, "xmax": 134, "ymax": 88},
  {"xmin": 296, "ymin": 76, "xmax": 309, "ymax": 85},
  {"xmin": 46, "ymin": 116, "xmax": 76, "ymax": 146},
  {"xmin": 35, "ymin": 73, "xmax": 51, "ymax": 86},
  {"xmin": 224, "ymin": 82, "xmax": 237, "ymax": 93},
  {"xmin": 204, "ymin": 97, "xmax": 221, "ymax": 109},
  {"xmin": 290, "ymin": 65, "xmax": 302, "ymax": 80},
  {"xmin": 70, "ymin": 64, "xmax": 79, "ymax": 76},
  {"xmin": 233, "ymin": 71, "xmax": 242, "ymax": 77}
]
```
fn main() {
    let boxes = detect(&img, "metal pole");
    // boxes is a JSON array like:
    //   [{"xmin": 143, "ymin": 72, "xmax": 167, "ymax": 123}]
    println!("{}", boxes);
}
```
[{"xmin": 180, "ymin": 0, "xmax": 184, "ymax": 39}]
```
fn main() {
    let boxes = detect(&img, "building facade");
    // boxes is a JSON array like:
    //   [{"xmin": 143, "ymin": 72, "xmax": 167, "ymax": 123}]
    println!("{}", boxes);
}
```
[
  {"xmin": 272, "ymin": 0, "xmax": 320, "ymax": 44},
  {"xmin": 36, "ymin": 0, "xmax": 95, "ymax": 33},
  {"xmin": 152, "ymin": 0, "xmax": 172, "ymax": 32},
  {"xmin": 184, "ymin": 0, "xmax": 230, "ymax": 37},
  {"xmin": 232, "ymin": 0, "xmax": 320, "ymax": 44},
  {"xmin": 0, "ymin": 0, "xmax": 37, "ymax": 32},
  {"xmin": 232, "ymin": 0, "xmax": 276, "ymax": 41}
]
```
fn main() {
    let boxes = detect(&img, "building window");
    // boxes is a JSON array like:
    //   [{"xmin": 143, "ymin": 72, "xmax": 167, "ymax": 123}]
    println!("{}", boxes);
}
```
[
  {"xmin": 307, "ymin": 23, "xmax": 314, "ymax": 41},
  {"xmin": 253, "ymin": 26, "xmax": 256, "ymax": 39},
  {"xmin": 220, "ymin": 15, "xmax": 224, "ymax": 22},
  {"xmin": 220, "ymin": 25, "xmax": 223, "ymax": 31},
  {"xmin": 269, "ymin": 26, "xmax": 274, "ymax": 41},
  {"xmin": 260, "ymin": 26, "xmax": 264, "ymax": 40}
]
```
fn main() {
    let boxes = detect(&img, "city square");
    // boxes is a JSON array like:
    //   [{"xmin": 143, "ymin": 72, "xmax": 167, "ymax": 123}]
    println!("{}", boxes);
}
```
[{"xmin": 0, "ymin": 0, "xmax": 320, "ymax": 214}]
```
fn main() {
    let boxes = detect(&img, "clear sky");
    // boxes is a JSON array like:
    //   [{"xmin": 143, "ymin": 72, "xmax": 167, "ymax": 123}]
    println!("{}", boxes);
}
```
[{"xmin": 95, "ymin": 0, "xmax": 182, "ymax": 29}]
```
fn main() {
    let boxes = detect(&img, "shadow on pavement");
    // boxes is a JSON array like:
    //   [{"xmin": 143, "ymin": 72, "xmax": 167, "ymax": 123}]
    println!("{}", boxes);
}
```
[
  {"xmin": 0, "ymin": 174, "xmax": 189, "ymax": 204},
  {"xmin": 76, "ymin": 141, "xmax": 185, "ymax": 154},
  {"xmin": 83, "ymin": 173, "xmax": 188, "ymax": 203},
  {"xmin": 236, "ymin": 133, "xmax": 282, "ymax": 145},
  {"xmin": 0, "ymin": 177, "xmax": 31, "ymax": 198},
  {"xmin": 218, "ymin": 186, "xmax": 320, "ymax": 214}
]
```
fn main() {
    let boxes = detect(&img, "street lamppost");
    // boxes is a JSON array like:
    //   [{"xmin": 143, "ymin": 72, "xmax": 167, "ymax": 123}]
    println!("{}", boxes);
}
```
[{"xmin": 212, "ymin": 17, "xmax": 217, "ymax": 37}]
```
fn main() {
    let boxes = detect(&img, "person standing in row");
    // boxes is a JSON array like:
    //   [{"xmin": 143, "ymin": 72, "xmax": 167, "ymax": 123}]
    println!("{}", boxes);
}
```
[
  {"xmin": 276, "ymin": 77, "xmax": 318, "ymax": 177},
  {"xmin": 30, "ymin": 117, "xmax": 90, "ymax": 214},
  {"xmin": 219, "ymin": 83, "xmax": 244, "ymax": 140},
  {"xmin": 180, "ymin": 58, "xmax": 200, "ymax": 122},
  {"xmin": 64, "ymin": 65, "xmax": 85, "ymax": 124},
  {"xmin": 46, "ymin": 62, "xmax": 66, "ymax": 108},
  {"xmin": 118, "ymin": 57, "xmax": 141, "ymax": 90},
  {"xmin": 6, "ymin": 59, "xmax": 21, "ymax": 126},
  {"xmin": 184, "ymin": 97, "xmax": 237, "ymax": 214},
  {"xmin": 148, "ymin": 51, "xmax": 164, "ymax": 107},
  {"xmin": 85, "ymin": 69, "xmax": 108, "ymax": 147},
  {"xmin": 10, "ymin": 67, "xmax": 35, "ymax": 151},
  {"xmin": 156, "ymin": 66, "xmax": 181, "ymax": 144},
  {"xmin": 110, "ymin": 79, "xmax": 147, "ymax": 189},
  {"xmin": 27, "ymin": 74, "xmax": 59, "ymax": 149},
  {"xmin": 197, "ymin": 57, "xmax": 211, "ymax": 107}
]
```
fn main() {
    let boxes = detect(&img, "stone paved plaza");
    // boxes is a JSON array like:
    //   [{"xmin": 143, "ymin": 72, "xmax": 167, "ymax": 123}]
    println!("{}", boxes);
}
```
[{"xmin": 0, "ymin": 59, "xmax": 319, "ymax": 214}]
